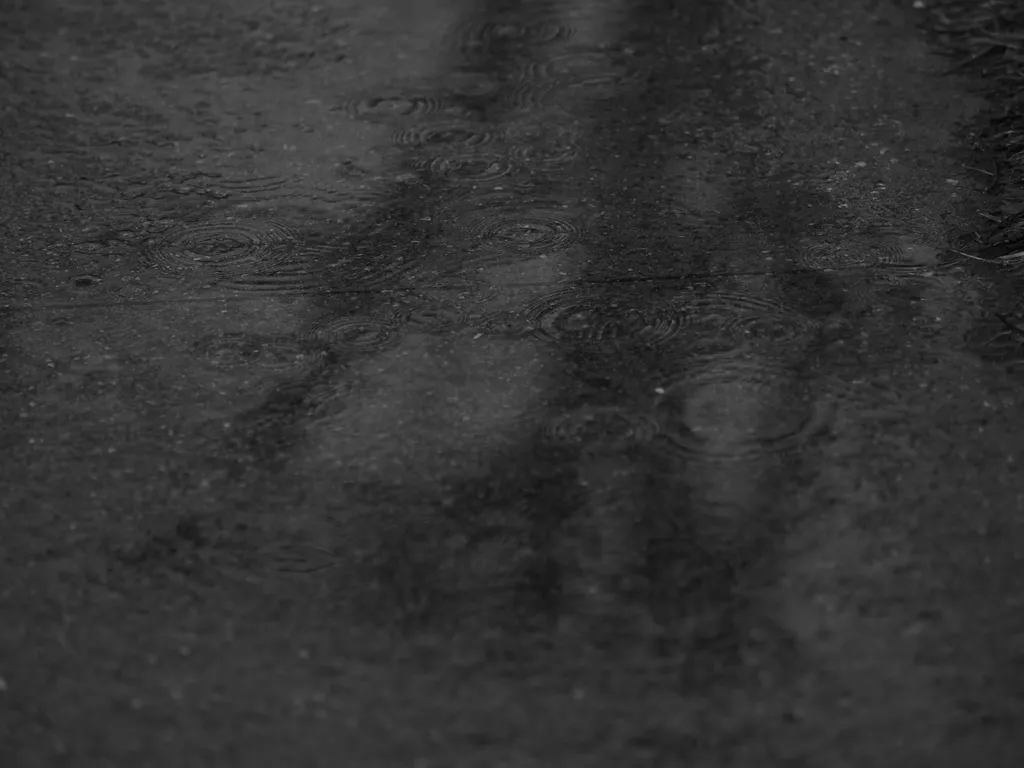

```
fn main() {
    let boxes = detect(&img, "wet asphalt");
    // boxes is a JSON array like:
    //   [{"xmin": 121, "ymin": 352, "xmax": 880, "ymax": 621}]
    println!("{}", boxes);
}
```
[{"xmin": 2, "ymin": 0, "xmax": 1024, "ymax": 765}]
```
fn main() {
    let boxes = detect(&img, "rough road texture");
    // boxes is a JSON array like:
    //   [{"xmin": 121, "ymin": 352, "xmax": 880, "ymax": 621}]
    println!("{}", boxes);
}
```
[{"xmin": 1, "ymin": 0, "xmax": 1022, "ymax": 765}]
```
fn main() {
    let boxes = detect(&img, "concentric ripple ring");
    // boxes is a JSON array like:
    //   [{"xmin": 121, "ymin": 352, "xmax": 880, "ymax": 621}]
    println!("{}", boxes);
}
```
[
  {"xmin": 678, "ymin": 291, "xmax": 822, "ymax": 347},
  {"xmin": 542, "ymin": 404, "xmax": 660, "ymax": 449},
  {"xmin": 526, "ymin": 288, "xmax": 684, "ymax": 347},
  {"xmin": 392, "ymin": 122, "xmax": 494, "ymax": 151},
  {"xmin": 465, "ymin": 209, "xmax": 583, "ymax": 253},
  {"xmin": 408, "ymin": 153, "xmax": 517, "ymax": 184},
  {"xmin": 452, "ymin": 19, "xmax": 575, "ymax": 55},
  {"xmin": 305, "ymin": 316, "xmax": 402, "ymax": 354},
  {"xmin": 654, "ymin": 359, "xmax": 830, "ymax": 460},
  {"xmin": 146, "ymin": 218, "xmax": 299, "ymax": 277}
]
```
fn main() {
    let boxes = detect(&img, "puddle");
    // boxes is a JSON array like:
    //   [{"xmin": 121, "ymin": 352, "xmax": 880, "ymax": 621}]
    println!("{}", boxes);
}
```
[{"xmin": 3, "ymin": 0, "xmax": 1024, "ymax": 764}]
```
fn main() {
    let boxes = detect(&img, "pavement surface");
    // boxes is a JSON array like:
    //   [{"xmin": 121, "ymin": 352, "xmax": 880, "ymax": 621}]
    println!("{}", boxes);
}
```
[{"xmin": 1, "ymin": 0, "xmax": 1023, "ymax": 765}]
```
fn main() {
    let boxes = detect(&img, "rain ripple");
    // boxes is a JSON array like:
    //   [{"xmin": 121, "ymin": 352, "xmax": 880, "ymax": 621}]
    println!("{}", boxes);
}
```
[
  {"xmin": 145, "ymin": 217, "xmax": 299, "ymax": 278},
  {"xmin": 541, "ymin": 404, "xmax": 660, "ymax": 449},
  {"xmin": 305, "ymin": 315, "xmax": 402, "ymax": 355},
  {"xmin": 202, "ymin": 174, "xmax": 365, "ymax": 207},
  {"xmin": 392, "ymin": 122, "xmax": 496, "ymax": 152},
  {"xmin": 216, "ymin": 260, "xmax": 321, "ymax": 296},
  {"xmin": 679, "ymin": 291, "xmax": 823, "ymax": 348},
  {"xmin": 798, "ymin": 234, "xmax": 942, "ymax": 272},
  {"xmin": 193, "ymin": 332, "xmax": 321, "ymax": 372},
  {"xmin": 518, "ymin": 50, "xmax": 650, "ymax": 101},
  {"xmin": 525, "ymin": 287, "xmax": 685, "ymax": 347},
  {"xmin": 388, "ymin": 298, "xmax": 468, "ymax": 333},
  {"xmin": 304, "ymin": 244, "xmax": 420, "ymax": 292},
  {"xmin": 504, "ymin": 119, "xmax": 581, "ymax": 168},
  {"xmin": 451, "ymin": 19, "xmax": 575, "ymax": 56},
  {"xmin": 499, "ymin": 80, "xmax": 564, "ymax": 113},
  {"xmin": 339, "ymin": 93, "xmax": 466, "ymax": 121},
  {"xmin": 654, "ymin": 358, "xmax": 832, "ymax": 460},
  {"xmin": 464, "ymin": 207, "xmax": 584, "ymax": 254},
  {"xmin": 407, "ymin": 153, "xmax": 518, "ymax": 185}
]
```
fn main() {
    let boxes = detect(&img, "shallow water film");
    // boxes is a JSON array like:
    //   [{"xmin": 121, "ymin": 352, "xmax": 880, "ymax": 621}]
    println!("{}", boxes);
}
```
[{"xmin": 2, "ymin": 0, "xmax": 1024, "ymax": 765}]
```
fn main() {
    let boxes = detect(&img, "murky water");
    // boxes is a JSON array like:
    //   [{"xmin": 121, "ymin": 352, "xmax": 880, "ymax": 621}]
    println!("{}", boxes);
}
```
[{"xmin": 3, "ymin": 0, "xmax": 1024, "ymax": 765}]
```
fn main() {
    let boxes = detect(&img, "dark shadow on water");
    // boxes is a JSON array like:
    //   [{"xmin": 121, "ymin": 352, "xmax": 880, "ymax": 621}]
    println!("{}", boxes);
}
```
[{"xmin": 188, "ymin": 0, "xmax": 833, "ymax": 681}]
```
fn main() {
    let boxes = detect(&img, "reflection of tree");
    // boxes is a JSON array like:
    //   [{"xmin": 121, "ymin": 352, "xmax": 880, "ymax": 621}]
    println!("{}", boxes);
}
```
[{"xmin": 229, "ymin": 0, "xmax": 825, "ymax": 669}]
